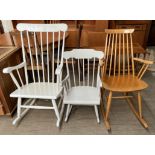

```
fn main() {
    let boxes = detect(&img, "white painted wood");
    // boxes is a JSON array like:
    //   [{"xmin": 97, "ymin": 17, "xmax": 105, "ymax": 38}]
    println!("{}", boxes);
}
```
[
  {"xmin": 63, "ymin": 86, "xmax": 100, "ymax": 105},
  {"xmin": 46, "ymin": 32, "xmax": 50, "ymax": 83},
  {"xmin": 65, "ymin": 104, "xmax": 72, "ymax": 122},
  {"xmin": 16, "ymin": 69, "xmax": 24, "ymax": 86},
  {"xmin": 63, "ymin": 49, "xmax": 104, "ymax": 123},
  {"xmin": 10, "ymin": 83, "xmax": 63, "ymax": 99},
  {"xmin": 3, "ymin": 62, "xmax": 26, "ymax": 73},
  {"xmin": 52, "ymin": 32, "xmax": 55, "ymax": 82},
  {"xmin": 3, "ymin": 23, "xmax": 68, "ymax": 127},
  {"xmin": 21, "ymin": 105, "xmax": 54, "ymax": 109},
  {"xmin": 17, "ymin": 23, "xmax": 68, "ymax": 32},
  {"xmin": 94, "ymin": 105, "xmax": 100, "ymax": 123},
  {"xmin": 13, "ymin": 99, "xmax": 36, "ymax": 125},
  {"xmin": 40, "ymin": 32, "xmax": 45, "ymax": 82},
  {"xmin": 92, "ymin": 57, "xmax": 95, "ymax": 86},
  {"xmin": 26, "ymin": 31, "xmax": 35, "ymax": 82},
  {"xmin": 34, "ymin": 32, "xmax": 40, "ymax": 82},
  {"xmin": 63, "ymin": 49, "xmax": 104, "ymax": 59},
  {"xmin": 21, "ymin": 32, "xmax": 29, "ymax": 84}
]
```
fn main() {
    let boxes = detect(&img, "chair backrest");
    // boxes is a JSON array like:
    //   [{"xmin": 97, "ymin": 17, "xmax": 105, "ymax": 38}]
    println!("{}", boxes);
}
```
[
  {"xmin": 63, "ymin": 49, "xmax": 104, "ymax": 88},
  {"xmin": 17, "ymin": 23, "xmax": 68, "ymax": 84},
  {"xmin": 103, "ymin": 29, "xmax": 135, "ymax": 77}
]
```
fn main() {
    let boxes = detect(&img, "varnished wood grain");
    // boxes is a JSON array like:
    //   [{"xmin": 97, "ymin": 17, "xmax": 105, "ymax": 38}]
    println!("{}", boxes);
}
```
[{"xmin": 101, "ymin": 29, "xmax": 151, "ymax": 130}]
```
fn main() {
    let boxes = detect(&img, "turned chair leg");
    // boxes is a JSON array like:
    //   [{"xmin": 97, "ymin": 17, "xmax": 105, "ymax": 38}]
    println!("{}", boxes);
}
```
[
  {"xmin": 100, "ymin": 88, "xmax": 112, "ymax": 130},
  {"xmin": 101, "ymin": 90, "xmax": 112, "ymax": 131},
  {"xmin": 12, "ymin": 97, "xmax": 22, "ymax": 125},
  {"xmin": 52, "ymin": 99, "xmax": 60, "ymax": 127},
  {"xmin": 65, "ymin": 104, "xmax": 72, "ymax": 122},
  {"xmin": 138, "ymin": 91, "xmax": 142, "ymax": 118},
  {"xmin": 94, "ymin": 105, "xmax": 100, "ymax": 123},
  {"xmin": 105, "ymin": 91, "xmax": 112, "ymax": 120}
]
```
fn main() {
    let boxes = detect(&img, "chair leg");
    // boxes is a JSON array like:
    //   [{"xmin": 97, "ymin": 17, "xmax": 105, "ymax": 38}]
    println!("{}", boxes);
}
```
[
  {"xmin": 138, "ymin": 91, "xmax": 142, "ymax": 118},
  {"xmin": 12, "ymin": 97, "xmax": 21, "ymax": 125},
  {"xmin": 126, "ymin": 92, "xmax": 148, "ymax": 128},
  {"xmin": 104, "ymin": 91, "xmax": 112, "ymax": 130},
  {"xmin": 94, "ymin": 105, "xmax": 100, "ymax": 123},
  {"xmin": 105, "ymin": 91, "xmax": 112, "ymax": 120},
  {"xmin": 52, "ymin": 99, "xmax": 60, "ymax": 127},
  {"xmin": 65, "ymin": 104, "xmax": 72, "ymax": 122},
  {"xmin": 100, "ymin": 88, "xmax": 111, "ymax": 130},
  {"xmin": 13, "ymin": 98, "xmax": 36, "ymax": 125}
]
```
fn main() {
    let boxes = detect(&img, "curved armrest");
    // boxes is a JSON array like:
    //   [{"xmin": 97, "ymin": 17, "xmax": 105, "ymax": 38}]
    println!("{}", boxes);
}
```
[
  {"xmin": 133, "ymin": 57, "xmax": 154, "ymax": 65},
  {"xmin": 3, "ymin": 62, "xmax": 26, "ymax": 74}
]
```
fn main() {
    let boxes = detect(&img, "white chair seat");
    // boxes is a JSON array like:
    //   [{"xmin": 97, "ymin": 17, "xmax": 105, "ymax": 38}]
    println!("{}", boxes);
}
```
[
  {"xmin": 64, "ymin": 86, "xmax": 100, "ymax": 105},
  {"xmin": 10, "ymin": 83, "xmax": 63, "ymax": 99}
]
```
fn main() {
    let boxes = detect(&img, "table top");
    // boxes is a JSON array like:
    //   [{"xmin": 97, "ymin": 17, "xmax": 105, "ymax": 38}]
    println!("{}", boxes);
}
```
[{"xmin": 0, "ymin": 46, "xmax": 20, "ymax": 60}]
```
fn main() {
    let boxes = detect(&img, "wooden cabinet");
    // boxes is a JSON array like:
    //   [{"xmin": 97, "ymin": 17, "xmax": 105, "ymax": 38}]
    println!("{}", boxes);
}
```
[
  {"xmin": 0, "ymin": 47, "xmax": 23, "ymax": 116},
  {"xmin": 147, "ymin": 20, "xmax": 155, "ymax": 46},
  {"xmin": 0, "ymin": 20, "xmax": 4, "ymax": 34},
  {"xmin": 110, "ymin": 20, "xmax": 151, "ymax": 48},
  {"xmin": 11, "ymin": 20, "xmax": 151, "ymax": 49}
]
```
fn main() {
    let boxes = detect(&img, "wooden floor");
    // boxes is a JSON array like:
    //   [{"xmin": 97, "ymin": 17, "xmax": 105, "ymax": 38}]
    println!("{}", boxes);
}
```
[{"xmin": 0, "ymin": 71, "xmax": 155, "ymax": 135}]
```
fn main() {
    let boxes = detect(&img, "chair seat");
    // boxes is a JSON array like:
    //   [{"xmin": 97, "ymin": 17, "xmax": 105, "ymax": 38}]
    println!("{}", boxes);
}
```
[
  {"xmin": 64, "ymin": 86, "xmax": 100, "ymax": 105},
  {"xmin": 10, "ymin": 83, "xmax": 63, "ymax": 99},
  {"xmin": 102, "ymin": 75, "xmax": 148, "ymax": 92}
]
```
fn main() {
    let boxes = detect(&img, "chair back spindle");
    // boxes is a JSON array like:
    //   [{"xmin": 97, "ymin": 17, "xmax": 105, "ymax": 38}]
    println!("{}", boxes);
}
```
[
  {"xmin": 63, "ymin": 49, "xmax": 104, "ymax": 93},
  {"xmin": 103, "ymin": 29, "xmax": 135, "ymax": 77},
  {"xmin": 17, "ymin": 23, "xmax": 68, "ymax": 84}
]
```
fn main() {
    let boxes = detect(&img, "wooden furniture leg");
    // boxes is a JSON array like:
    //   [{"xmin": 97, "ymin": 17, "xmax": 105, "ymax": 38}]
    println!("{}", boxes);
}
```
[
  {"xmin": 100, "ymin": 88, "xmax": 111, "ymax": 130},
  {"xmin": 105, "ymin": 91, "xmax": 112, "ymax": 120},
  {"xmin": 126, "ymin": 93, "xmax": 148, "ymax": 129},
  {"xmin": 138, "ymin": 91, "xmax": 142, "ymax": 118}
]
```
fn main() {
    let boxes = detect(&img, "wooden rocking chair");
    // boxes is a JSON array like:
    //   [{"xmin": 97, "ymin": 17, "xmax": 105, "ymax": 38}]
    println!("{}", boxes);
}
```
[{"xmin": 100, "ymin": 29, "xmax": 153, "ymax": 131}]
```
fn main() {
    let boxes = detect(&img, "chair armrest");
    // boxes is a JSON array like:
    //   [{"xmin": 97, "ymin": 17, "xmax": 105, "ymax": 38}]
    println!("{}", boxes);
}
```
[
  {"xmin": 133, "ymin": 57, "xmax": 154, "ymax": 65},
  {"xmin": 55, "ymin": 65, "xmax": 63, "ymax": 75},
  {"xmin": 3, "ymin": 62, "xmax": 26, "ymax": 74}
]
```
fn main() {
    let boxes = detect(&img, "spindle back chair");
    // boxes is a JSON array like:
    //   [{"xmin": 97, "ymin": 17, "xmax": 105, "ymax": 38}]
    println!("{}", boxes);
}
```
[
  {"xmin": 62, "ymin": 49, "xmax": 104, "ymax": 123},
  {"xmin": 101, "ymin": 29, "xmax": 153, "ymax": 130},
  {"xmin": 3, "ymin": 23, "xmax": 68, "ymax": 127}
]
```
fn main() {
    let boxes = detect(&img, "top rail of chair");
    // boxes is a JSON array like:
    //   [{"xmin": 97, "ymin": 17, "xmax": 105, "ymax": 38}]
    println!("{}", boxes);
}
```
[
  {"xmin": 16, "ymin": 23, "xmax": 68, "ymax": 32},
  {"xmin": 64, "ymin": 49, "xmax": 104, "ymax": 59},
  {"xmin": 105, "ymin": 29, "xmax": 134, "ymax": 34}
]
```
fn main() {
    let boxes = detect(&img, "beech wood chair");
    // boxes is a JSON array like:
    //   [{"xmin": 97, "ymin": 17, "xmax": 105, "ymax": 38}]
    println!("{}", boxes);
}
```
[
  {"xmin": 3, "ymin": 23, "xmax": 68, "ymax": 127},
  {"xmin": 62, "ymin": 49, "xmax": 104, "ymax": 123},
  {"xmin": 100, "ymin": 29, "xmax": 153, "ymax": 131}
]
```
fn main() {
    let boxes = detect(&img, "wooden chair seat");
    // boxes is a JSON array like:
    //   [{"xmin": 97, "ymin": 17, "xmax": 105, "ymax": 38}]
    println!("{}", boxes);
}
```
[{"xmin": 102, "ymin": 75, "xmax": 148, "ymax": 92}]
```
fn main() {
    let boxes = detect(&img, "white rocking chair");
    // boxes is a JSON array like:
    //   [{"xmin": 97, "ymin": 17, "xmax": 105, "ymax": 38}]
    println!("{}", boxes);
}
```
[
  {"xmin": 62, "ymin": 49, "xmax": 104, "ymax": 123},
  {"xmin": 3, "ymin": 23, "xmax": 68, "ymax": 127}
]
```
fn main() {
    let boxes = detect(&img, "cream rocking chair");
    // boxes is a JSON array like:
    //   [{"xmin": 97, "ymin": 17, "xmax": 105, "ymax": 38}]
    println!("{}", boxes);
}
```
[
  {"xmin": 62, "ymin": 49, "xmax": 104, "ymax": 123},
  {"xmin": 3, "ymin": 23, "xmax": 68, "ymax": 127}
]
